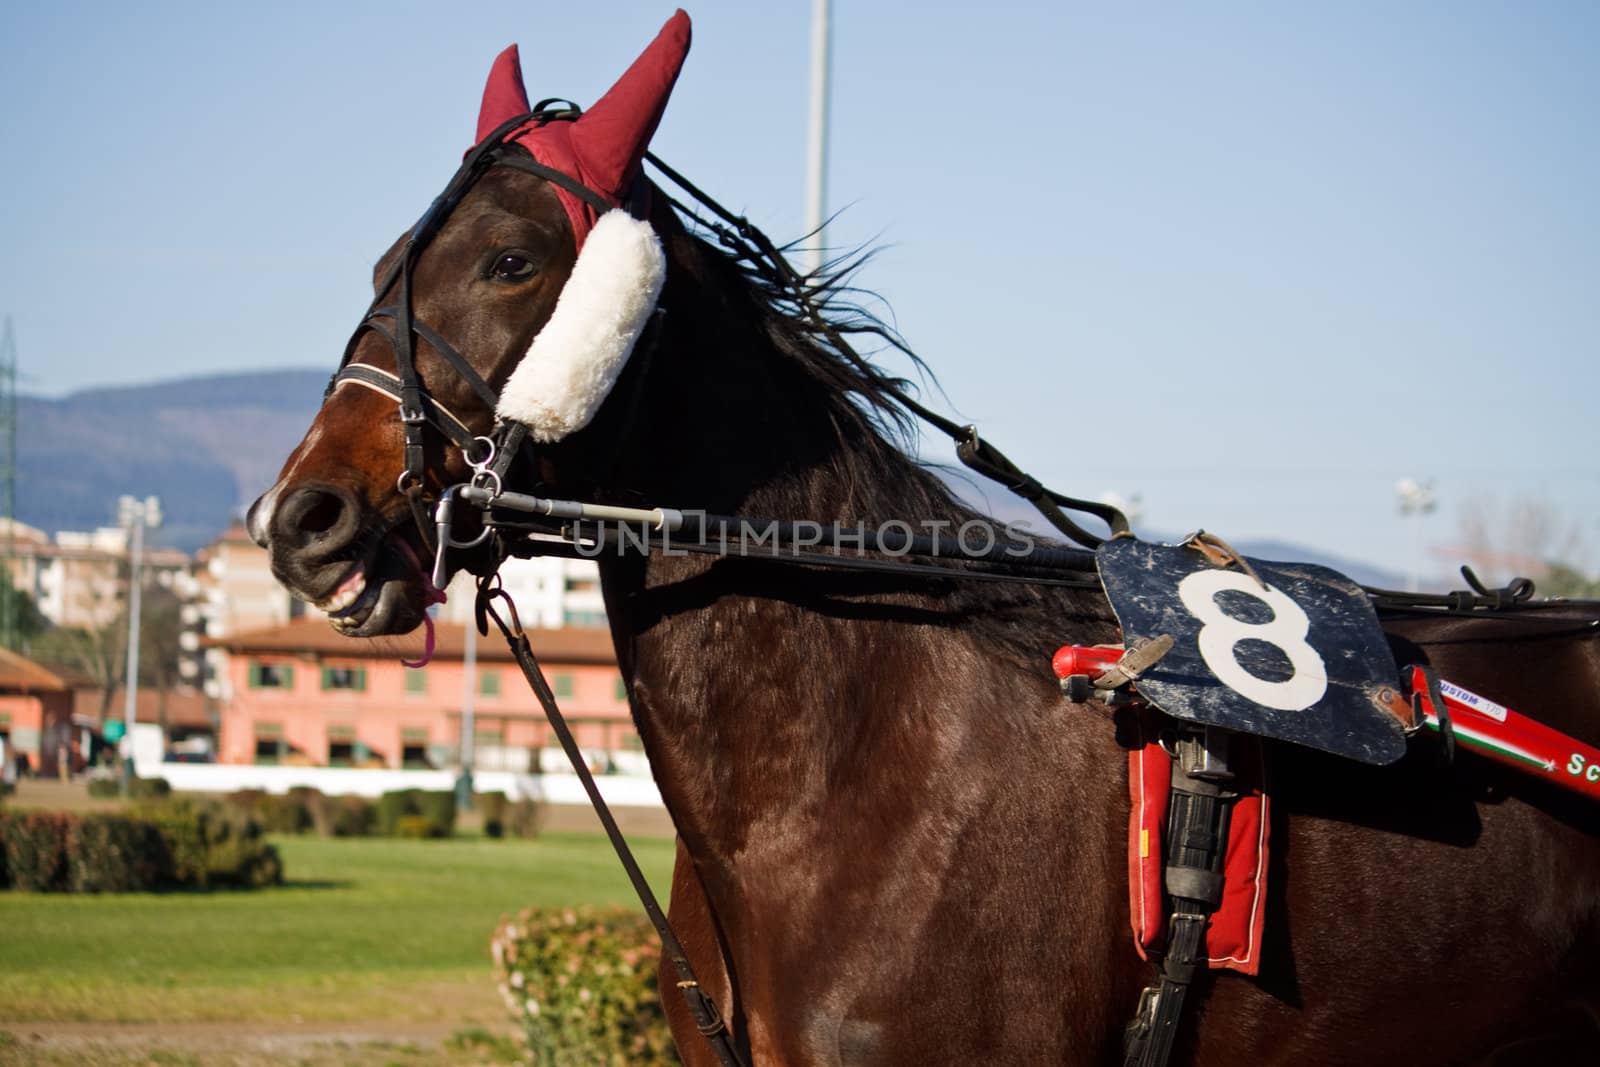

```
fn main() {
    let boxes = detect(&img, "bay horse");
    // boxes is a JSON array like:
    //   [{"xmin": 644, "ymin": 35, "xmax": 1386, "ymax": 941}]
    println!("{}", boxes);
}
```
[{"xmin": 249, "ymin": 12, "xmax": 1599, "ymax": 1064}]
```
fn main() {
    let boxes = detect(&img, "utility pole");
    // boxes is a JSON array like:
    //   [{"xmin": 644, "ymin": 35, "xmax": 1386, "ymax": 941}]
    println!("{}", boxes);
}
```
[
  {"xmin": 119, "ymin": 494, "xmax": 161, "ymax": 790},
  {"xmin": 803, "ymin": 0, "xmax": 833, "ymax": 276}
]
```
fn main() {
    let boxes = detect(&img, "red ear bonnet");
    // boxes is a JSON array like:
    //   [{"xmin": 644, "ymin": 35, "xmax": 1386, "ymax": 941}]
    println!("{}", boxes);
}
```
[{"xmin": 474, "ymin": 10, "xmax": 692, "ymax": 251}]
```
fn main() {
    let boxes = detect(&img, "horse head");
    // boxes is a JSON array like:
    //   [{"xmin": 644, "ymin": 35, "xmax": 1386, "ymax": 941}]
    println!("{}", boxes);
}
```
[{"xmin": 249, "ymin": 12, "xmax": 692, "ymax": 636}]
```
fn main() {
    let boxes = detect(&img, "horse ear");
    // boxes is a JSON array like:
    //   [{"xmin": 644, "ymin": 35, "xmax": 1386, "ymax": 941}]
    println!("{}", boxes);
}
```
[
  {"xmin": 477, "ymin": 44, "xmax": 532, "ymax": 144},
  {"xmin": 571, "ymin": 9, "xmax": 692, "ymax": 199}
]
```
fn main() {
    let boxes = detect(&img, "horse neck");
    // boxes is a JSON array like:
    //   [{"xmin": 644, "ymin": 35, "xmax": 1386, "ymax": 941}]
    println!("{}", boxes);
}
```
[{"xmin": 593, "ymin": 243, "xmax": 972, "ymax": 859}]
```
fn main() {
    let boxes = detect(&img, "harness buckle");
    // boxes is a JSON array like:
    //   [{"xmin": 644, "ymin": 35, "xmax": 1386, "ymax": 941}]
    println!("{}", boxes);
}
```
[{"xmin": 399, "ymin": 404, "xmax": 427, "ymax": 426}]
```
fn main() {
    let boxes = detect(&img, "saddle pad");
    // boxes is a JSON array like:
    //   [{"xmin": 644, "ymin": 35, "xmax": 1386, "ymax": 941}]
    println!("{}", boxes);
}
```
[{"xmin": 1128, "ymin": 727, "xmax": 1270, "ymax": 976}]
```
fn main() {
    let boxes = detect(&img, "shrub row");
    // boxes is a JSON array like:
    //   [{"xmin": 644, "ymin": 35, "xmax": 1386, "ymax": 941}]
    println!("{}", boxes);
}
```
[
  {"xmin": 86, "ymin": 776, "xmax": 172, "ymax": 800},
  {"xmin": 0, "ymin": 801, "xmax": 281, "ymax": 893},
  {"xmin": 491, "ymin": 905, "xmax": 675, "ymax": 1066},
  {"xmin": 219, "ymin": 788, "xmax": 541, "ymax": 840}
]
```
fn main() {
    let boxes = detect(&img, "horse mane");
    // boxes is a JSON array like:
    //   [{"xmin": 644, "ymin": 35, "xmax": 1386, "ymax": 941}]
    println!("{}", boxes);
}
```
[{"xmin": 653, "ymin": 197, "xmax": 1119, "ymax": 665}]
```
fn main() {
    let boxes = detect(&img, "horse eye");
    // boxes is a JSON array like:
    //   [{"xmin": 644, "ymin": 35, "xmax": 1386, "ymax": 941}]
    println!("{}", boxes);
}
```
[{"xmin": 490, "ymin": 253, "xmax": 536, "ymax": 281}]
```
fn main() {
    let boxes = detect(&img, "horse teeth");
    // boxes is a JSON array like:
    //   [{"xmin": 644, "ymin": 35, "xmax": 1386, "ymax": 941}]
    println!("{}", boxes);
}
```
[{"xmin": 318, "ymin": 569, "xmax": 367, "ymax": 613}]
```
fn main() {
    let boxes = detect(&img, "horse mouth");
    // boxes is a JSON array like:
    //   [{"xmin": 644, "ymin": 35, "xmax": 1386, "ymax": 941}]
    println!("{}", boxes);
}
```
[{"xmin": 309, "ymin": 525, "xmax": 436, "ymax": 638}]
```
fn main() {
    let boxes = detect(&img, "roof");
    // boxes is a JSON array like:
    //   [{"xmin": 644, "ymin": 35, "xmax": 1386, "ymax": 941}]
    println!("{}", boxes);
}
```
[
  {"xmin": 0, "ymin": 647, "xmax": 72, "ymax": 692},
  {"xmin": 210, "ymin": 616, "xmax": 617, "ymax": 666},
  {"xmin": 73, "ymin": 688, "xmax": 215, "ymax": 728}
]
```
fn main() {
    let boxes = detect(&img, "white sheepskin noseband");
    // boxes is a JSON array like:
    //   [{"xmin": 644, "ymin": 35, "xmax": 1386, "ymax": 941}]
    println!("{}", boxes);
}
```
[{"xmin": 495, "ymin": 209, "xmax": 666, "ymax": 442}]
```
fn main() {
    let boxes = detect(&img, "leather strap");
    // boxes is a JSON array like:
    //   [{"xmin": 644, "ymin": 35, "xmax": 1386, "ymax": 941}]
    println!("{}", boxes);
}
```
[{"xmin": 479, "ymin": 584, "xmax": 746, "ymax": 1067}]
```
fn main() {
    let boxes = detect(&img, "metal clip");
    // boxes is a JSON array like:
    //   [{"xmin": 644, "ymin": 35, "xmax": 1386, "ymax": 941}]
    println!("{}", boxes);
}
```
[
  {"xmin": 431, "ymin": 491, "xmax": 455, "ymax": 591},
  {"xmin": 399, "ymin": 404, "xmax": 426, "ymax": 426}
]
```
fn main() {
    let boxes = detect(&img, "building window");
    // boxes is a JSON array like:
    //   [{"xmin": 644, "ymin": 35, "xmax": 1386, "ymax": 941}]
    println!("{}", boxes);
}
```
[
  {"xmin": 553, "ymin": 673, "xmax": 575, "ymax": 698},
  {"xmin": 249, "ymin": 662, "xmax": 294, "ymax": 689},
  {"xmin": 563, "ymin": 609, "xmax": 607, "ymax": 627},
  {"xmin": 478, "ymin": 671, "xmax": 500, "ymax": 698},
  {"xmin": 614, "ymin": 677, "xmax": 628, "ymax": 702},
  {"xmin": 327, "ymin": 726, "xmax": 359, "ymax": 767},
  {"xmin": 404, "ymin": 671, "xmax": 427, "ymax": 696},
  {"xmin": 321, "ymin": 666, "xmax": 367, "ymax": 692},
  {"xmin": 400, "ymin": 727, "xmax": 431, "ymax": 769},
  {"xmin": 253, "ymin": 724, "xmax": 285, "ymax": 765}
]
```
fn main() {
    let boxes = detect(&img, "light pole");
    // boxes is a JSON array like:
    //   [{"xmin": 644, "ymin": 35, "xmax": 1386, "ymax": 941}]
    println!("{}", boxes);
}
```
[
  {"xmin": 455, "ymin": 616, "xmax": 477, "ymax": 811},
  {"xmin": 803, "ymin": 0, "xmax": 832, "ymax": 275},
  {"xmin": 1394, "ymin": 478, "xmax": 1436, "ymax": 594},
  {"xmin": 118, "ymin": 494, "xmax": 161, "ymax": 790}
]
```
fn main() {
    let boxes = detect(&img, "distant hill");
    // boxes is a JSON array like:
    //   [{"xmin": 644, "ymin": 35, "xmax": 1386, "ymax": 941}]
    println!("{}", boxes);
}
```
[
  {"xmin": 18, "ymin": 370, "xmax": 327, "ymax": 552},
  {"xmin": 16, "ymin": 368, "xmax": 1408, "ymax": 587}
]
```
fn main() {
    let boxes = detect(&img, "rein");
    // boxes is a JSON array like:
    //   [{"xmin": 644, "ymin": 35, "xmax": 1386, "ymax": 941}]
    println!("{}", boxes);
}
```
[{"xmin": 475, "ymin": 580, "xmax": 742, "ymax": 1066}]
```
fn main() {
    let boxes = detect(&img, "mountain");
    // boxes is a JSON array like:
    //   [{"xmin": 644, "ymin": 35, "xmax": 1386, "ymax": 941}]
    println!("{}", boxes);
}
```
[
  {"xmin": 18, "ymin": 370, "xmax": 327, "ymax": 552},
  {"xmin": 15, "ymin": 368, "xmax": 1408, "ymax": 588}
]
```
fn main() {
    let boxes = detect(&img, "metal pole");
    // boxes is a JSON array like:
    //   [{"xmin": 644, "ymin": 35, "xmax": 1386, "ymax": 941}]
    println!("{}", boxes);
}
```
[
  {"xmin": 456, "ymin": 617, "xmax": 476, "ymax": 811},
  {"xmin": 121, "ymin": 513, "xmax": 144, "ymax": 790},
  {"xmin": 803, "ymin": 0, "xmax": 833, "ymax": 276}
]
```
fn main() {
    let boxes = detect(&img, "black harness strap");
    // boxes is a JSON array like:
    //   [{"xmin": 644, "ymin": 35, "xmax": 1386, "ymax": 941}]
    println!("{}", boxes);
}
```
[
  {"xmin": 642, "ymin": 151, "xmax": 1129, "ymax": 551},
  {"xmin": 1124, "ymin": 727, "xmax": 1236, "ymax": 1067},
  {"xmin": 478, "ymin": 584, "xmax": 746, "ymax": 1067},
  {"xmin": 333, "ymin": 363, "xmax": 478, "ymax": 451}
]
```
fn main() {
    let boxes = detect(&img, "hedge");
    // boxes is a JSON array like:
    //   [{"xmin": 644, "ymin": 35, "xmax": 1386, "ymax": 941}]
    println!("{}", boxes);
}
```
[
  {"xmin": 491, "ymin": 905, "xmax": 676, "ymax": 1066},
  {"xmin": 67, "ymin": 814, "xmax": 168, "ymax": 893},
  {"xmin": 376, "ymin": 789, "xmax": 457, "ymax": 838},
  {"xmin": 86, "ymin": 776, "xmax": 171, "ymax": 800},
  {"xmin": 0, "ymin": 802, "xmax": 282, "ymax": 893},
  {"xmin": 4, "ymin": 811, "xmax": 71, "ymax": 891}
]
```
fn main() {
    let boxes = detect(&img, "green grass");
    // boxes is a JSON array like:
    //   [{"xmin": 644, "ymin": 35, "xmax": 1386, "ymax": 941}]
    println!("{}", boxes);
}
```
[{"xmin": 0, "ymin": 832, "xmax": 675, "ymax": 1025}]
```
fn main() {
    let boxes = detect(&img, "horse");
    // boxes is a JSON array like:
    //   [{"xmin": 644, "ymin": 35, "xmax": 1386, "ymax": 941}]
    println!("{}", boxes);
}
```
[{"xmin": 248, "ymin": 12, "xmax": 1600, "ymax": 1064}]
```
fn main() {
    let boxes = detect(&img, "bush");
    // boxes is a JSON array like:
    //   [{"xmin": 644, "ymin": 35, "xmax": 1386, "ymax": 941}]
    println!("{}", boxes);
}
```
[
  {"xmin": 128, "ymin": 776, "xmax": 171, "ymax": 801},
  {"xmin": 394, "ymin": 813, "xmax": 441, "ymax": 839},
  {"xmin": 86, "ymin": 777, "xmax": 120, "ymax": 799},
  {"xmin": 308, "ymin": 793, "xmax": 376, "ymax": 837},
  {"xmin": 477, "ymin": 791, "xmax": 508, "ymax": 838},
  {"xmin": 226, "ymin": 788, "xmax": 312, "ymax": 834},
  {"xmin": 491, "ymin": 905, "xmax": 675, "ymax": 1066},
  {"xmin": 375, "ymin": 789, "xmax": 416, "ymax": 836},
  {"xmin": 413, "ymin": 790, "xmax": 457, "ymax": 837},
  {"xmin": 377, "ymin": 789, "xmax": 457, "ymax": 838},
  {"xmin": 505, "ymin": 797, "xmax": 545, "ymax": 840},
  {"xmin": 0, "ymin": 811, "xmax": 11, "ymax": 888},
  {"xmin": 3, "ymin": 812, "xmax": 72, "ymax": 892},
  {"xmin": 136, "ymin": 799, "xmax": 283, "ymax": 889},
  {"xmin": 67, "ymin": 814, "xmax": 166, "ymax": 893},
  {"xmin": 0, "ymin": 803, "xmax": 282, "ymax": 894}
]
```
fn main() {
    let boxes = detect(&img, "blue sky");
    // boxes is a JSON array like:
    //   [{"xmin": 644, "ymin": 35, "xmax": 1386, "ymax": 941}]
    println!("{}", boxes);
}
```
[{"xmin": 1, "ymin": 2, "xmax": 1595, "ymax": 580}]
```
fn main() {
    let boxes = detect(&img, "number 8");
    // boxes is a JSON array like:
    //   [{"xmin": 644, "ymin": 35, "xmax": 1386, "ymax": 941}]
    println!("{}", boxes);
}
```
[{"xmin": 1177, "ymin": 570, "xmax": 1328, "ymax": 711}]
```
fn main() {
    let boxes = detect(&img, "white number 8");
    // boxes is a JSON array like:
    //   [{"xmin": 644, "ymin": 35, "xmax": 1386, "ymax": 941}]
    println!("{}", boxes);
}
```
[{"xmin": 1176, "ymin": 570, "xmax": 1328, "ymax": 711}]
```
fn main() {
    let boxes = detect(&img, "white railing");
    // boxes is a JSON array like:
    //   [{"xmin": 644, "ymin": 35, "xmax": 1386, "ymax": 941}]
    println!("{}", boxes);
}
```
[{"xmin": 149, "ymin": 761, "xmax": 663, "ymax": 807}]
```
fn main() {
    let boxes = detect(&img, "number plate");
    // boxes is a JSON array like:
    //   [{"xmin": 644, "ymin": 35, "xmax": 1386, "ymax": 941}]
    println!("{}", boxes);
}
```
[{"xmin": 1096, "ymin": 538, "xmax": 1406, "ymax": 764}]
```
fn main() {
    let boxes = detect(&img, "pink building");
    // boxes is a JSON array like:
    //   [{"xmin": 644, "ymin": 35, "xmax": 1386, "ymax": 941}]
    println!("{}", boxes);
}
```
[
  {"xmin": 0, "ymin": 648, "xmax": 76, "ymax": 777},
  {"xmin": 212, "ymin": 619, "xmax": 634, "ymax": 770}
]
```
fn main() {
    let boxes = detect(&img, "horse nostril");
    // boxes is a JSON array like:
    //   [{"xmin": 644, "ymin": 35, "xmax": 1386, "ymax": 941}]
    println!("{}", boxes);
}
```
[
  {"xmin": 298, "ymin": 494, "xmax": 343, "ymax": 535},
  {"xmin": 273, "ymin": 485, "xmax": 360, "ymax": 552}
]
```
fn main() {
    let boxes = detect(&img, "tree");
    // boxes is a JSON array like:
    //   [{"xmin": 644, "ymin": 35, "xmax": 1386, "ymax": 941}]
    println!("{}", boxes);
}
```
[
  {"xmin": 1454, "ymin": 495, "xmax": 1597, "ymax": 599},
  {"xmin": 1540, "ymin": 562, "xmax": 1600, "ymax": 601},
  {"xmin": 0, "ymin": 568, "xmax": 49, "ymax": 649}
]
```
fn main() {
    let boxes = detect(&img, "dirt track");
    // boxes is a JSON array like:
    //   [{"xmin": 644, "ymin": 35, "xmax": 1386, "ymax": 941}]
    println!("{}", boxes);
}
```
[{"xmin": 0, "ymin": 1021, "xmax": 522, "ymax": 1065}]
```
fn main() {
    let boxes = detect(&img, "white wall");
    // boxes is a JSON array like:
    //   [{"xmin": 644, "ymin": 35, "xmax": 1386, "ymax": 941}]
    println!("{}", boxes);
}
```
[{"xmin": 149, "ymin": 760, "xmax": 664, "ymax": 807}]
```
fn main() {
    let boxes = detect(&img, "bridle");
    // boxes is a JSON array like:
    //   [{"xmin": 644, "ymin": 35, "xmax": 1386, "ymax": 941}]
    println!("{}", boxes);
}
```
[{"xmin": 322, "ymin": 105, "xmax": 617, "ymax": 554}]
